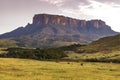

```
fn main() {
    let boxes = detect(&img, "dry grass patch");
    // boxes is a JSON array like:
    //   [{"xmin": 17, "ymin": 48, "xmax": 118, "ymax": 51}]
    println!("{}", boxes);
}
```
[{"xmin": 0, "ymin": 58, "xmax": 119, "ymax": 80}]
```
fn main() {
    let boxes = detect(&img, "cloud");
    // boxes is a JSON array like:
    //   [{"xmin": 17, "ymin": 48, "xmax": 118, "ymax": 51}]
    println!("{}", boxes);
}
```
[
  {"xmin": 35, "ymin": 0, "xmax": 92, "ymax": 19},
  {"xmin": 78, "ymin": 0, "xmax": 120, "ymax": 32},
  {"xmin": 38, "ymin": 0, "xmax": 91, "ymax": 9},
  {"xmin": 94, "ymin": 0, "xmax": 120, "ymax": 5},
  {"xmin": 39, "ymin": 0, "xmax": 64, "ymax": 4},
  {"xmin": 0, "ymin": 0, "xmax": 62, "ymax": 15},
  {"xmin": 60, "ymin": 0, "xmax": 90, "ymax": 9}
]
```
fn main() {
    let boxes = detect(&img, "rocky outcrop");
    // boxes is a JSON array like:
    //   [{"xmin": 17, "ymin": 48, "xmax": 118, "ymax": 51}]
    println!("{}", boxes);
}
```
[
  {"xmin": 33, "ymin": 14, "xmax": 88, "ymax": 27},
  {"xmin": 33, "ymin": 14, "xmax": 106, "ymax": 28}
]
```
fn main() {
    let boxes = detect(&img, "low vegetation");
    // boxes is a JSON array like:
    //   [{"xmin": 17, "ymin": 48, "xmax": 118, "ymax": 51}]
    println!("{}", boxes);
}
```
[
  {"xmin": 0, "ymin": 39, "xmax": 18, "ymax": 47},
  {"xmin": 65, "ymin": 51, "xmax": 120, "ymax": 63},
  {"xmin": 0, "ymin": 47, "xmax": 67, "ymax": 60},
  {"xmin": 0, "ymin": 44, "xmax": 82, "ymax": 60}
]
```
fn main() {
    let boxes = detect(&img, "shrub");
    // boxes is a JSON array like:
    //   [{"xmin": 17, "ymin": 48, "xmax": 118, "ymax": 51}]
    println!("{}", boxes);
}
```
[{"xmin": 0, "ymin": 47, "xmax": 68, "ymax": 60}]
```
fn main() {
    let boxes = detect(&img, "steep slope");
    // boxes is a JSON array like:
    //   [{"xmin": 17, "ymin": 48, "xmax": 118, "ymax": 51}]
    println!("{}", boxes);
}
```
[{"xmin": 0, "ymin": 14, "xmax": 118, "ymax": 47}]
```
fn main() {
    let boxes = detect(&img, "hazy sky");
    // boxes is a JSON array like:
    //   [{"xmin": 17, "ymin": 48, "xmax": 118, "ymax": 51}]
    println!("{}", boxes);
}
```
[{"xmin": 0, "ymin": 0, "xmax": 120, "ymax": 34}]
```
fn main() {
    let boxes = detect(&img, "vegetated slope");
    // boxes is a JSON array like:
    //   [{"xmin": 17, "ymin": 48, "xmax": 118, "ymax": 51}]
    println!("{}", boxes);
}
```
[
  {"xmin": 0, "ymin": 39, "xmax": 18, "ymax": 48},
  {"xmin": 0, "ymin": 58, "xmax": 119, "ymax": 80},
  {"xmin": 66, "ymin": 34, "xmax": 120, "ymax": 63},
  {"xmin": 76, "ymin": 34, "xmax": 120, "ymax": 53},
  {"xmin": 0, "ymin": 14, "xmax": 118, "ymax": 48}
]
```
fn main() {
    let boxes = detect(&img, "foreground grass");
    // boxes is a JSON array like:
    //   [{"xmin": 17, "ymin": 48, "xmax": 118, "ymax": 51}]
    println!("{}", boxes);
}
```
[{"xmin": 0, "ymin": 58, "xmax": 120, "ymax": 80}]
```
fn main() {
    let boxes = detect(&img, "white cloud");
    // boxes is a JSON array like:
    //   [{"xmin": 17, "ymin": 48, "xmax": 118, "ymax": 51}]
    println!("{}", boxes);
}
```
[
  {"xmin": 79, "ymin": 0, "xmax": 120, "ymax": 32},
  {"xmin": 94, "ymin": 0, "xmax": 120, "ymax": 5},
  {"xmin": 38, "ymin": 0, "xmax": 64, "ymax": 5}
]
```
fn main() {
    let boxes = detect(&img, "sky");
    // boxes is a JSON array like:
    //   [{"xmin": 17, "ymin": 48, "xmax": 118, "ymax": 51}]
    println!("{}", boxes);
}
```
[{"xmin": 0, "ymin": 0, "xmax": 120, "ymax": 34}]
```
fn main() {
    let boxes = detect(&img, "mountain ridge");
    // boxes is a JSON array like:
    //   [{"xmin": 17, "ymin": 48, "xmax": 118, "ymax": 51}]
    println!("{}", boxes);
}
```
[{"xmin": 0, "ymin": 14, "xmax": 118, "ymax": 47}]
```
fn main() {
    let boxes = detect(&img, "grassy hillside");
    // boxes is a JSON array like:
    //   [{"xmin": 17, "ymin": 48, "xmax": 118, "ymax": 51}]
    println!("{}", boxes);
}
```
[
  {"xmin": 0, "ymin": 39, "xmax": 18, "ymax": 48},
  {"xmin": 0, "ymin": 58, "xmax": 119, "ymax": 80},
  {"xmin": 65, "ymin": 34, "xmax": 120, "ymax": 63},
  {"xmin": 0, "ymin": 34, "xmax": 119, "ymax": 49},
  {"xmin": 76, "ymin": 34, "xmax": 120, "ymax": 53},
  {"xmin": 0, "ymin": 38, "xmax": 80, "ymax": 48}
]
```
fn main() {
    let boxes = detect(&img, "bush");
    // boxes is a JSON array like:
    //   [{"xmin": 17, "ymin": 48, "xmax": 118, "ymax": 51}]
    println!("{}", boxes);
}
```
[{"xmin": 0, "ymin": 47, "xmax": 68, "ymax": 60}]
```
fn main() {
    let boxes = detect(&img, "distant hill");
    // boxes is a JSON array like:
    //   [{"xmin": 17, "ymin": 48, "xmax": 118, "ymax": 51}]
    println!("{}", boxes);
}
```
[
  {"xmin": 0, "ymin": 14, "xmax": 118, "ymax": 48},
  {"xmin": 76, "ymin": 34, "xmax": 120, "ymax": 53}
]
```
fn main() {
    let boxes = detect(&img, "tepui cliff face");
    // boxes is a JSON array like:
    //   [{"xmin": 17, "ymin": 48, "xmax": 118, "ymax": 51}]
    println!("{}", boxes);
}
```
[
  {"xmin": 0, "ymin": 14, "xmax": 118, "ymax": 47},
  {"xmin": 33, "ymin": 14, "xmax": 106, "ymax": 28}
]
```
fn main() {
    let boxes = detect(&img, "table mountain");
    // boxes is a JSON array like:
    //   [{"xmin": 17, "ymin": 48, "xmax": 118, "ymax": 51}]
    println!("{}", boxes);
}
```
[{"xmin": 0, "ymin": 14, "xmax": 118, "ymax": 47}]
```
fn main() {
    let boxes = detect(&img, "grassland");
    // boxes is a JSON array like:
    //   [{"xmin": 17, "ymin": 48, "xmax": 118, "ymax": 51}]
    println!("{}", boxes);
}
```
[
  {"xmin": 0, "ymin": 58, "xmax": 120, "ymax": 80},
  {"xmin": 65, "ymin": 51, "xmax": 120, "ymax": 62}
]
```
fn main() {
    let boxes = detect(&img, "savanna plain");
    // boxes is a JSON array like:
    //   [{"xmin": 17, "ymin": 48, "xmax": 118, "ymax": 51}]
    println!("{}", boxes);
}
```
[{"xmin": 0, "ymin": 58, "xmax": 120, "ymax": 80}]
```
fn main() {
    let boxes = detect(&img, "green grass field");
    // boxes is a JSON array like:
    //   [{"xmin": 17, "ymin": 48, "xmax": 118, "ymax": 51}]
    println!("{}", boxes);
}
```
[{"xmin": 0, "ymin": 58, "xmax": 120, "ymax": 80}]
